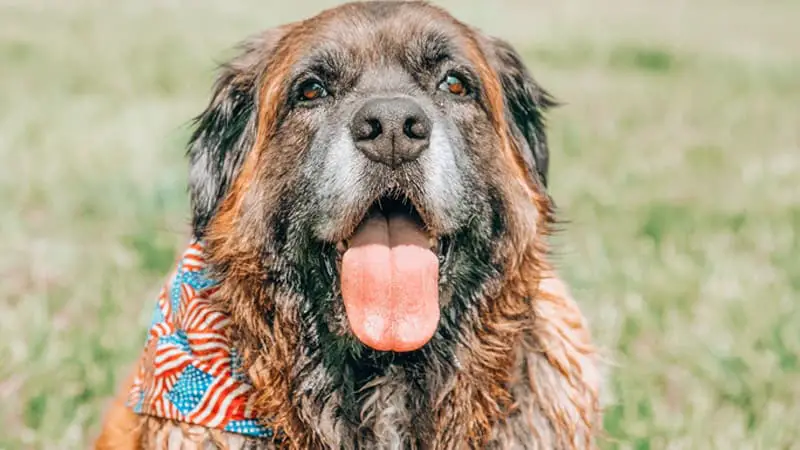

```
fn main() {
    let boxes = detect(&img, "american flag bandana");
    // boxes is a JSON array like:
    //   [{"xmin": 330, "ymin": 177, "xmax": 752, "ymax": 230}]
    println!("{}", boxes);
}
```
[{"xmin": 127, "ymin": 239, "xmax": 274, "ymax": 438}]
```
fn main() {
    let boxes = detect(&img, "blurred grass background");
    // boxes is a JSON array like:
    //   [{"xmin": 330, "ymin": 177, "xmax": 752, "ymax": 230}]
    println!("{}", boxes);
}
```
[{"xmin": 1, "ymin": 0, "xmax": 798, "ymax": 448}]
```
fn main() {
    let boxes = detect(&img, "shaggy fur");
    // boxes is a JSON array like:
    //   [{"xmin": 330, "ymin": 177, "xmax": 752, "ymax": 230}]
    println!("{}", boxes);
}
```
[{"xmin": 96, "ymin": 2, "xmax": 602, "ymax": 449}]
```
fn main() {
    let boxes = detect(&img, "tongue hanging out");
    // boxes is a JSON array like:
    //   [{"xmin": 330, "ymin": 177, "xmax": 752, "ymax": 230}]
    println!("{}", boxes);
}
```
[{"xmin": 340, "ymin": 204, "xmax": 440, "ymax": 352}]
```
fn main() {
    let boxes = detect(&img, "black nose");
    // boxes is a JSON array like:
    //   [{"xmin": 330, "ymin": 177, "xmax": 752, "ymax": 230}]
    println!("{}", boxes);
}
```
[{"xmin": 350, "ymin": 97, "xmax": 431, "ymax": 168}]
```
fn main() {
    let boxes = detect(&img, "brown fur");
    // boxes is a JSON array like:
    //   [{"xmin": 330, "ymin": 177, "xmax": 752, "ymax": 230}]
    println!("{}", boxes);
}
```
[
  {"xmin": 95, "ymin": 2, "xmax": 602, "ymax": 448},
  {"xmin": 94, "ymin": 360, "xmax": 144, "ymax": 449}
]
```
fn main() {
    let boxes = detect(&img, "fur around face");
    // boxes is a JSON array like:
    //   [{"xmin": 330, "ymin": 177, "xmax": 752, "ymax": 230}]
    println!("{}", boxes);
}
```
[{"xmin": 95, "ymin": 2, "xmax": 602, "ymax": 449}]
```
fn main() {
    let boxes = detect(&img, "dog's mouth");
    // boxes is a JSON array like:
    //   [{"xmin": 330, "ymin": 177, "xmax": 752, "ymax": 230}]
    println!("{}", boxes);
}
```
[{"xmin": 336, "ymin": 195, "xmax": 440, "ymax": 353}]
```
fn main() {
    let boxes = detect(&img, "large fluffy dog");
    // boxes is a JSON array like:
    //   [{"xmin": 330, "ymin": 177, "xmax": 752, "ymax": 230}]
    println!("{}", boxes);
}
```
[{"xmin": 95, "ymin": 1, "xmax": 601, "ymax": 448}]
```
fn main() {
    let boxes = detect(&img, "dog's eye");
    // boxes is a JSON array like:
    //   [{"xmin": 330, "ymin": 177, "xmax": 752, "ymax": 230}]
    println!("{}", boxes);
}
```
[
  {"xmin": 438, "ymin": 74, "xmax": 469, "ymax": 96},
  {"xmin": 299, "ymin": 80, "xmax": 328, "ymax": 101}
]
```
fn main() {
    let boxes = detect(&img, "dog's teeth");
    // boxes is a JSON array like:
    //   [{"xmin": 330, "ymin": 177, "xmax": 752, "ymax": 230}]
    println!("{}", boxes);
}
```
[{"xmin": 429, "ymin": 236, "xmax": 437, "ymax": 251}]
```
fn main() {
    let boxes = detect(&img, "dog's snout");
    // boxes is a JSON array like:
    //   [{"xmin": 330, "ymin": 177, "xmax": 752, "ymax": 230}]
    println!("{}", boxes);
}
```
[{"xmin": 350, "ymin": 97, "xmax": 431, "ymax": 168}]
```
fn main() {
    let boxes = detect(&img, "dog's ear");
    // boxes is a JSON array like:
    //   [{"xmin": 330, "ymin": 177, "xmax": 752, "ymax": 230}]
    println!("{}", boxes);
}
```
[
  {"xmin": 187, "ymin": 27, "xmax": 289, "ymax": 237},
  {"xmin": 485, "ymin": 36, "xmax": 556, "ymax": 188}
]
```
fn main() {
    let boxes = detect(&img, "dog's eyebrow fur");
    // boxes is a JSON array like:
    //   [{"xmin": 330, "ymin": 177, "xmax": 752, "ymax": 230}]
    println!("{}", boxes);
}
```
[
  {"xmin": 295, "ymin": 47, "xmax": 353, "ymax": 83},
  {"xmin": 407, "ymin": 31, "xmax": 453, "ymax": 74}
]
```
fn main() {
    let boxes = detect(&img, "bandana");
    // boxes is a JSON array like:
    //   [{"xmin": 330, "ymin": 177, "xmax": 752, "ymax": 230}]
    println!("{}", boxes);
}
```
[{"xmin": 127, "ymin": 240, "xmax": 274, "ymax": 438}]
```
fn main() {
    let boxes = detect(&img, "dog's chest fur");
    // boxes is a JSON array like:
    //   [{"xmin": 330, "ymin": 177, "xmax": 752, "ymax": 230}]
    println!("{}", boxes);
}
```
[
  {"xmin": 138, "ymin": 335, "xmax": 599, "ymax": 450},
  {"xmin": 349, "ymin": 366, "xmax": 418, "ymax": 449},
  {"xmin": 138, "ymin": 368, "xmax": 423, "ymax": 450},
  {"xmin": 293, "ymin": 359, "xmax": 436, "ymax": 449}
]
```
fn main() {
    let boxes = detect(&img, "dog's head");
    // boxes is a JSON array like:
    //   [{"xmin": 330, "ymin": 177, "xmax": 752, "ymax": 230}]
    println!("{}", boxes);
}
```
[{"xmin": 190, "ymin": 1, "xmax": 555, "ymax": 358}]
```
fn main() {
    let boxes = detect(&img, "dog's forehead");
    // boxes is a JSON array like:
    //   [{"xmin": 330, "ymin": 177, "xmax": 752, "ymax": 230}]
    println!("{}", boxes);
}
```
[{"xmin": 290, "ymin": 2, "xmax": 473, "ymax": 70}]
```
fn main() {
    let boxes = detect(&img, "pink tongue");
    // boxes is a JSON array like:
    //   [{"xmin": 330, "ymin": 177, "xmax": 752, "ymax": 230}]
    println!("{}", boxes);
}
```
[{"xmin": 341, "ymin": 211, "xmax": 440, "ymax": 352}]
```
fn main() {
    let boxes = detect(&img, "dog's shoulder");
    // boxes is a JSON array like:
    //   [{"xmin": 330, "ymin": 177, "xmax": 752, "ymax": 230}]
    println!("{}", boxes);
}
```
[
  {"xmin": 93, "ymin": 363, "xmax": 143, "ymax": 450},
  {"xmin": 491, "ymin": 273, "xmax": 603, "ymax": 449}
]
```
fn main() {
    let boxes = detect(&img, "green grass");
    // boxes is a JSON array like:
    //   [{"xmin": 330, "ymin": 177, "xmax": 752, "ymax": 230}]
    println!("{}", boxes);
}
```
[{"xmin": 1, "ymin": 1, "xmax": 798, "ymax": 448}]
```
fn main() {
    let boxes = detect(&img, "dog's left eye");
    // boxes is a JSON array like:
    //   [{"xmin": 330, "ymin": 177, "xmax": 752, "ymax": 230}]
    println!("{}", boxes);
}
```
[
  {"xmin": 298, "ymin": 80, "xmax": 328, "ymax": 101},
  {"xmin": 438, "ymin": 74, "xmax": 469, "ymax": 96}
]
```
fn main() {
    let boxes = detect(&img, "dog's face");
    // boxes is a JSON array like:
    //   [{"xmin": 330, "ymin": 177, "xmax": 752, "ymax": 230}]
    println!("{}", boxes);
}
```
[{"xmin": 189, "ymin": 1, "xmax": 554, "ymax": 358}]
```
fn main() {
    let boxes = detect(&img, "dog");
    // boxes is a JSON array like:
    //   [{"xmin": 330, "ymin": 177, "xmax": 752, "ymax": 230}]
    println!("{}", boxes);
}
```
[{"xmin": 94, "ymin": 1, "xmax": 601, "ymax": 448}]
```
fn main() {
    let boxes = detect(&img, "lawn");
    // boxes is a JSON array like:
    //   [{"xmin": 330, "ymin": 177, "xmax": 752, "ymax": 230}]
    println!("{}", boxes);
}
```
[{"xmin": 1, "ymin": 1, "xmax": 798, "ymax": 448}]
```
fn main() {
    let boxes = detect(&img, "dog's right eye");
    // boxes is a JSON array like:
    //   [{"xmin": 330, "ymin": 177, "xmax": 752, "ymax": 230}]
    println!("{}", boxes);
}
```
[{"xmin": 298, "ymin": 80, "xmax": 329, "ymax": 102}]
